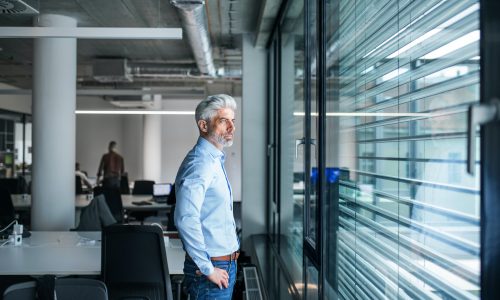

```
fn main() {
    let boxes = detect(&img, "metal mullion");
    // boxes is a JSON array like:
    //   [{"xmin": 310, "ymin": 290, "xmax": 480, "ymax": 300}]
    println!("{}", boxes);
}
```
[
  {"xmin": 303, "ymin": 0, "xmax": 312, "ymax": 249},
  {"xmin": 318, "ymin": 0, "xmax": 327, "ymax": 298},
  {"xmin": 303, "ymin": 1, "xmax": 315, "ymax": 298},
  {"xmin": 480, "ymin": 0, "xmax": 500, "ymax": 298},
  {"xmin": 266, "ymin": 47, "xmax": 272, "ymax": 239},
  {"xmin": 276, "ymin": 28, "xmax": 283, "ymax": 251}
]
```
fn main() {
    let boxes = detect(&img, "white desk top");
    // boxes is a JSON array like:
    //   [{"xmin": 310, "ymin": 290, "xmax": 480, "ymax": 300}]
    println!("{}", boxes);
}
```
[
  {"xmin": 0, "ymin": 231, "xmax": 185, "ymax": 275},
  {"xmin": 12, "ymin": 194, "xmax": 170, "ymax": 211}
]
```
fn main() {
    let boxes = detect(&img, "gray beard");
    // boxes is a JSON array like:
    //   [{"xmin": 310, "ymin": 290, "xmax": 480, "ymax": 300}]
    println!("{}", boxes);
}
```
[{"xmin": 210, "ymin": 132, "xmax": 233, "ymax": 148}]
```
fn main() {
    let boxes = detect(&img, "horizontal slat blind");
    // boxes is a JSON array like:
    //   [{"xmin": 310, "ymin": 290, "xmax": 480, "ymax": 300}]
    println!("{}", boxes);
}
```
[{"xmin": 327, "ymin": 0, "xmax": 481, "ymax": 299}]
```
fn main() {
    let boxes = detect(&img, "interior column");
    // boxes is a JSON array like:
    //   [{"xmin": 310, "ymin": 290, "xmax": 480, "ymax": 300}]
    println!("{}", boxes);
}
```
[
  {"xmin": 143, "ymin": 95, "xmax": 163, "ymax": 183},
  {"xmin": 31, "ymin": 14, "xmax": 77, "ymax": 230}
]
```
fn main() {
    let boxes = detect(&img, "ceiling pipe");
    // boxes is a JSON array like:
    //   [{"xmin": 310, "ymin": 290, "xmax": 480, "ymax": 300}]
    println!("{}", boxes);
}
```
[
  {"xmin": 171, "ymin": 0, "xmax": 216, "ymax": 77},
  {"xmin": 129, "ymin": 63, "xmax": 197, "ymax": 77}
]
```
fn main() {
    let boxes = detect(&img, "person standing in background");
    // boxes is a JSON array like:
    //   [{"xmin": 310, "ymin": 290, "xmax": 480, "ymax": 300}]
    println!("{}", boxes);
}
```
[
  {"xmin": 97, "ymin": 141, "xmax": 125, "ymax": 190},
  {"xmin": 175, "ymin": 94, "xmax": 239, "ymax": 299}
]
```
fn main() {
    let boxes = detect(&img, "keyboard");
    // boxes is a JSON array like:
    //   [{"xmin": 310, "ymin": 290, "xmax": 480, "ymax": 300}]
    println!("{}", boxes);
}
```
[
  {"xmin": 132, "ymin": 200, "xmax": 152, "ymax": 206},
  {"xmin": 153, "ymin": 196, "xmax": 168, "ymax": 203}
]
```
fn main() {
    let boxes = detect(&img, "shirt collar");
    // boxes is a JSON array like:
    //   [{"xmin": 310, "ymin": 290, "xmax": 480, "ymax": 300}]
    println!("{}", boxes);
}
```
[{"xmin": 197, "ymin": 137, "xmax": 225, "ymax": 160}]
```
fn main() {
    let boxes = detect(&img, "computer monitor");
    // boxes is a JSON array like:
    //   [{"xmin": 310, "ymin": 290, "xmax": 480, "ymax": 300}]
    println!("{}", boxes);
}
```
[{"xmin": 153, "ymin": 183, "xmax": 172, "ymax": 197}]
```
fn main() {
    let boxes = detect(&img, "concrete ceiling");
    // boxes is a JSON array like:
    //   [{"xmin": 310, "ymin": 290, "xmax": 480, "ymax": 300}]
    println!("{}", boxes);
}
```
[{"xmin": 0, "ymin": 0, "xmax": 267, "ymax": 100}]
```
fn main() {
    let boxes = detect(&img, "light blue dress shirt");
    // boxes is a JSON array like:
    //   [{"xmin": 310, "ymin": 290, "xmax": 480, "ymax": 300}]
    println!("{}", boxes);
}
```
[{"xmin": 174, "ymin": 137, "xmax": 239, "ymax": 275}]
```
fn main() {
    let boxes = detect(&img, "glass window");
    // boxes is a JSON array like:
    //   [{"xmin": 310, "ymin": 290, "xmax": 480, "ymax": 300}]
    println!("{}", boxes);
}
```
[
  {"xmin": 277, "ymin": 0, "xmax": 306, "ymax": 294},
  {"xmin": 325, "ymin": 0, "xmax": 481, "ymax": 298},
  {"xmin": 305, "ymin": 0, "xmax": 320, "ymax": 248}
]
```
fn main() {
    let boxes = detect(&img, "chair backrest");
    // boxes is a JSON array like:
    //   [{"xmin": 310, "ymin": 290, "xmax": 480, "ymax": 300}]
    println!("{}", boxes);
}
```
[
  {"xmin": 132, "ymin": 180, "xmax": 155, "ymax": 195},
  {"xmin": 0, "ymin": 187, "xmax": 15, "ymax": 227},
  {"xmin": 56, "ymin": 278, "xmax": 108, "ymax": 300},
  {"xmin": 94, "ymin": 186, "xmax": 104, "ymax": 196},
  {"xmin": 3, "ymin": 278, "xmax": 108, "ymax": 300},
  {"xmin": 76, "ymin": 175, "xmax": 83, "ymax": 194},
  {"xmin": 76, "ymin": 195, "xmax": 117, "ymax": 231},
  {"xmin": 120, "ymin": 175, "xmax": 130, "ymax": 194},
  {"xmin": 101, "ymin": 225, "xmax": 173, "ymax": 300},
  {"xmin": 166, "ymin": 184, "xmax": 176, "ymax": 205},
  {"xmin": 102, "ymin": 188, "xmax": 124, "ymax": 223},
  {"xmin": 166, "ymin": 185, "xmax": 177, "ymax": 231},
  {"xmin": 3, "ymin": 281, "xmax": 36, "ymax": 300},
  {"xmin": 0, "ymin": 177, "xmax": 27, "ymax": 194}
]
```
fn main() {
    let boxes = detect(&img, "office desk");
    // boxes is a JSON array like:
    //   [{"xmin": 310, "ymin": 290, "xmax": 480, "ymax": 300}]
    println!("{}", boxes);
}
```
[
  {"xmin": 12, "ymin": 194, "xmax": 171, "ymax": 212},
  {"xmin": 0, "ymin": 231, "xmax": 185, "ymax": 275},
  {"xmin": 76, "ymin": 195, "xmax": 171, "ymax": 212}
]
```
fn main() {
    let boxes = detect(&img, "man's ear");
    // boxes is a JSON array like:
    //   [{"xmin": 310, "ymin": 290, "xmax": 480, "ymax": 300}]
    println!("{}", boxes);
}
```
[{"xmin": 198, "ymin": 120, "xmax": 208, "ymax": 133}]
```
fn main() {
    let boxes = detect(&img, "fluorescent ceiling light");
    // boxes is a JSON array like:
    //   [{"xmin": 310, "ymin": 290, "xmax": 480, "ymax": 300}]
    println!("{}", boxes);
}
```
[
  {"xmin": 75, "ymin": 110, "xmax": 194, "ymax": 115},
  {"xmin": 0, "ymin": 27, "xmax": 182, "ymax": 39},
  {"xmin": 0, "ymin": 88, "xmax": 203, "ymax": 96},
  {"xmin": 421, "ymin": 30, "xmax": 480, "ymax": 59},
  {"xmin": 293, "ymin": 112, "xmax": 433, "ymax": 117}
]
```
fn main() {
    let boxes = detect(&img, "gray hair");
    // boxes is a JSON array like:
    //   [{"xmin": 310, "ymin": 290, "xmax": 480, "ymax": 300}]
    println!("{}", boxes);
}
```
[{"xmin": 195, "ymin": 94, "xmax": 237, "ymax": 123}]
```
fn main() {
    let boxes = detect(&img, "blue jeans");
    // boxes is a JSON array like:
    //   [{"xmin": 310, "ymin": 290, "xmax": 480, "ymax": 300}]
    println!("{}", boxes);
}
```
[{"xmin": 183, "ymin": 256, "xmax": 237, "ymax": 300}]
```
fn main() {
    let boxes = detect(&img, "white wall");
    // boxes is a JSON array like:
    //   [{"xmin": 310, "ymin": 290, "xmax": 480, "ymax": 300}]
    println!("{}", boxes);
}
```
[
  {"xmin": 159, "ymin": 100, "xmax": 199, "ymax": 184},
  {"xmin": 75, "ymin": 114, "xmax": 125, "ymax": 178},
  {"xmin": 121, "ymin": 115, "xmax": 143, "ymax": 183},
  {"xmin": 0, "ymin": 83, "xmax": 31, "ymax": 114}
]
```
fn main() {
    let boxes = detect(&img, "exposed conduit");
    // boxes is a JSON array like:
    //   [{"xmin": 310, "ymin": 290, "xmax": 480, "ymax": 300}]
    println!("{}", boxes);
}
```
[{"xmin": 171, "ymin": 0, "xmax": 216, "ymax": 77}]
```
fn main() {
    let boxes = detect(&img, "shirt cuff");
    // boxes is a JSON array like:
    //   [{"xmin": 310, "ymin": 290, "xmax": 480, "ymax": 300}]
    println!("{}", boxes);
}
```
[{"xmin": 199, "ymin": 261, "xmax": 214, "ymax": 276}]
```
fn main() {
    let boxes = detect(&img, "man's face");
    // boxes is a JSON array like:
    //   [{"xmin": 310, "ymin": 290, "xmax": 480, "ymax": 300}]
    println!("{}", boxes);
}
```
[{"xmin": 206, "ymin": 108, "xmax": 236, "ymax": 148}]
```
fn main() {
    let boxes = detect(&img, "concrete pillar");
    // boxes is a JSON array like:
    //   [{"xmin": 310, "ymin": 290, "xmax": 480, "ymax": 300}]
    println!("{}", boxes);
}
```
[
  {"xmin": 241, "ymin": 34, "xmax": 267, "ymax": 249},
  {"xmin": 143, "ymin": 95, "xmax": 162, "ymax": 183},
  {"xmin": 31, "ymin": 14, "xmax": 77, "ymax": 230}
]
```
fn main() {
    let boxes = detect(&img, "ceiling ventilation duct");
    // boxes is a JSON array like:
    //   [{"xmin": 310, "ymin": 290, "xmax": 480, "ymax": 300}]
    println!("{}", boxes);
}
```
[
  {"xmin": 106, "ymin": 94, "xmax": 155, "ymax": 109},
  {"xmin": 0, "ymin": 0, "xmax": 38, "ymax": 14},
  {"xmin": 171, "ymin": 0, "xmax": 216, "ymax": 77},
  {"xmin": 93, "ymin": 58, "xmax": 133, "ymax": 83}
]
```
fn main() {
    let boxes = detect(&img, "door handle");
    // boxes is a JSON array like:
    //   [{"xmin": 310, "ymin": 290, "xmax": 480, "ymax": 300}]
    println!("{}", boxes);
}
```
[
  {"xmin": 295, "ymin": 138, "xmax": 317, "ymax": 159},
  {"xmin": 295, "ymin": 138, "xmax": 305, "ymax": 159},
  {"xmin": 267, "ymin": 144, "xmax": 275, "ymax": 157},
  {"xmin": 467, "ymin": 99, "xmax": 500, "ymax": 175}
]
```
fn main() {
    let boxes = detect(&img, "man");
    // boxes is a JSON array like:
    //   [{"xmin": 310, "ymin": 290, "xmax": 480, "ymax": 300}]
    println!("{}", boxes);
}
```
[
  {"xmin": 97, "ymin": 141, "xmax": 125, "ymax": 190},
  {"xmin": 174, "ymin": 94, "xmax": 239, "ymax": 299}
]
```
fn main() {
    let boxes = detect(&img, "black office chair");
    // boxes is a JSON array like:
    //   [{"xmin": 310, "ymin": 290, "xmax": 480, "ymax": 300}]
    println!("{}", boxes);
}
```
[
  {"xmin": 0, "ymin": 177, "xmax": 28, "ymax": 194},
  {"xmin": 102, "ymin": 188, "xmax": 125, "ymax": 223},
  {"xmin": 76, "ymin": 195, "xmax": 117, "ymax": 231},
  {"xmin": 3, "ymin": 278, "xmax": 108, "ymax": 300},
  {"xmin": 130, "ymin": 180, "xmax": 156, "ymax": 224},
  {"xmin": 101, "ymin": 225, "xmax": 173, "ymax": 300},
  {"xmin": 0, "ymin": 187, "xmax": 15, "ymax": 227},
  {"xmin": 166, "ymin": 185, "xmax": 177, "ymax": 231},
  {"xmin": 94, "ymin": 186, "xmax": 104, "ymax": 196},
  {"xmin": 76, "ymin": 175, "xmax": 83, "ymax": 195},
  {"xmin": 120, "ymin": 175, "xmax": 130, "ymax": 195}
]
